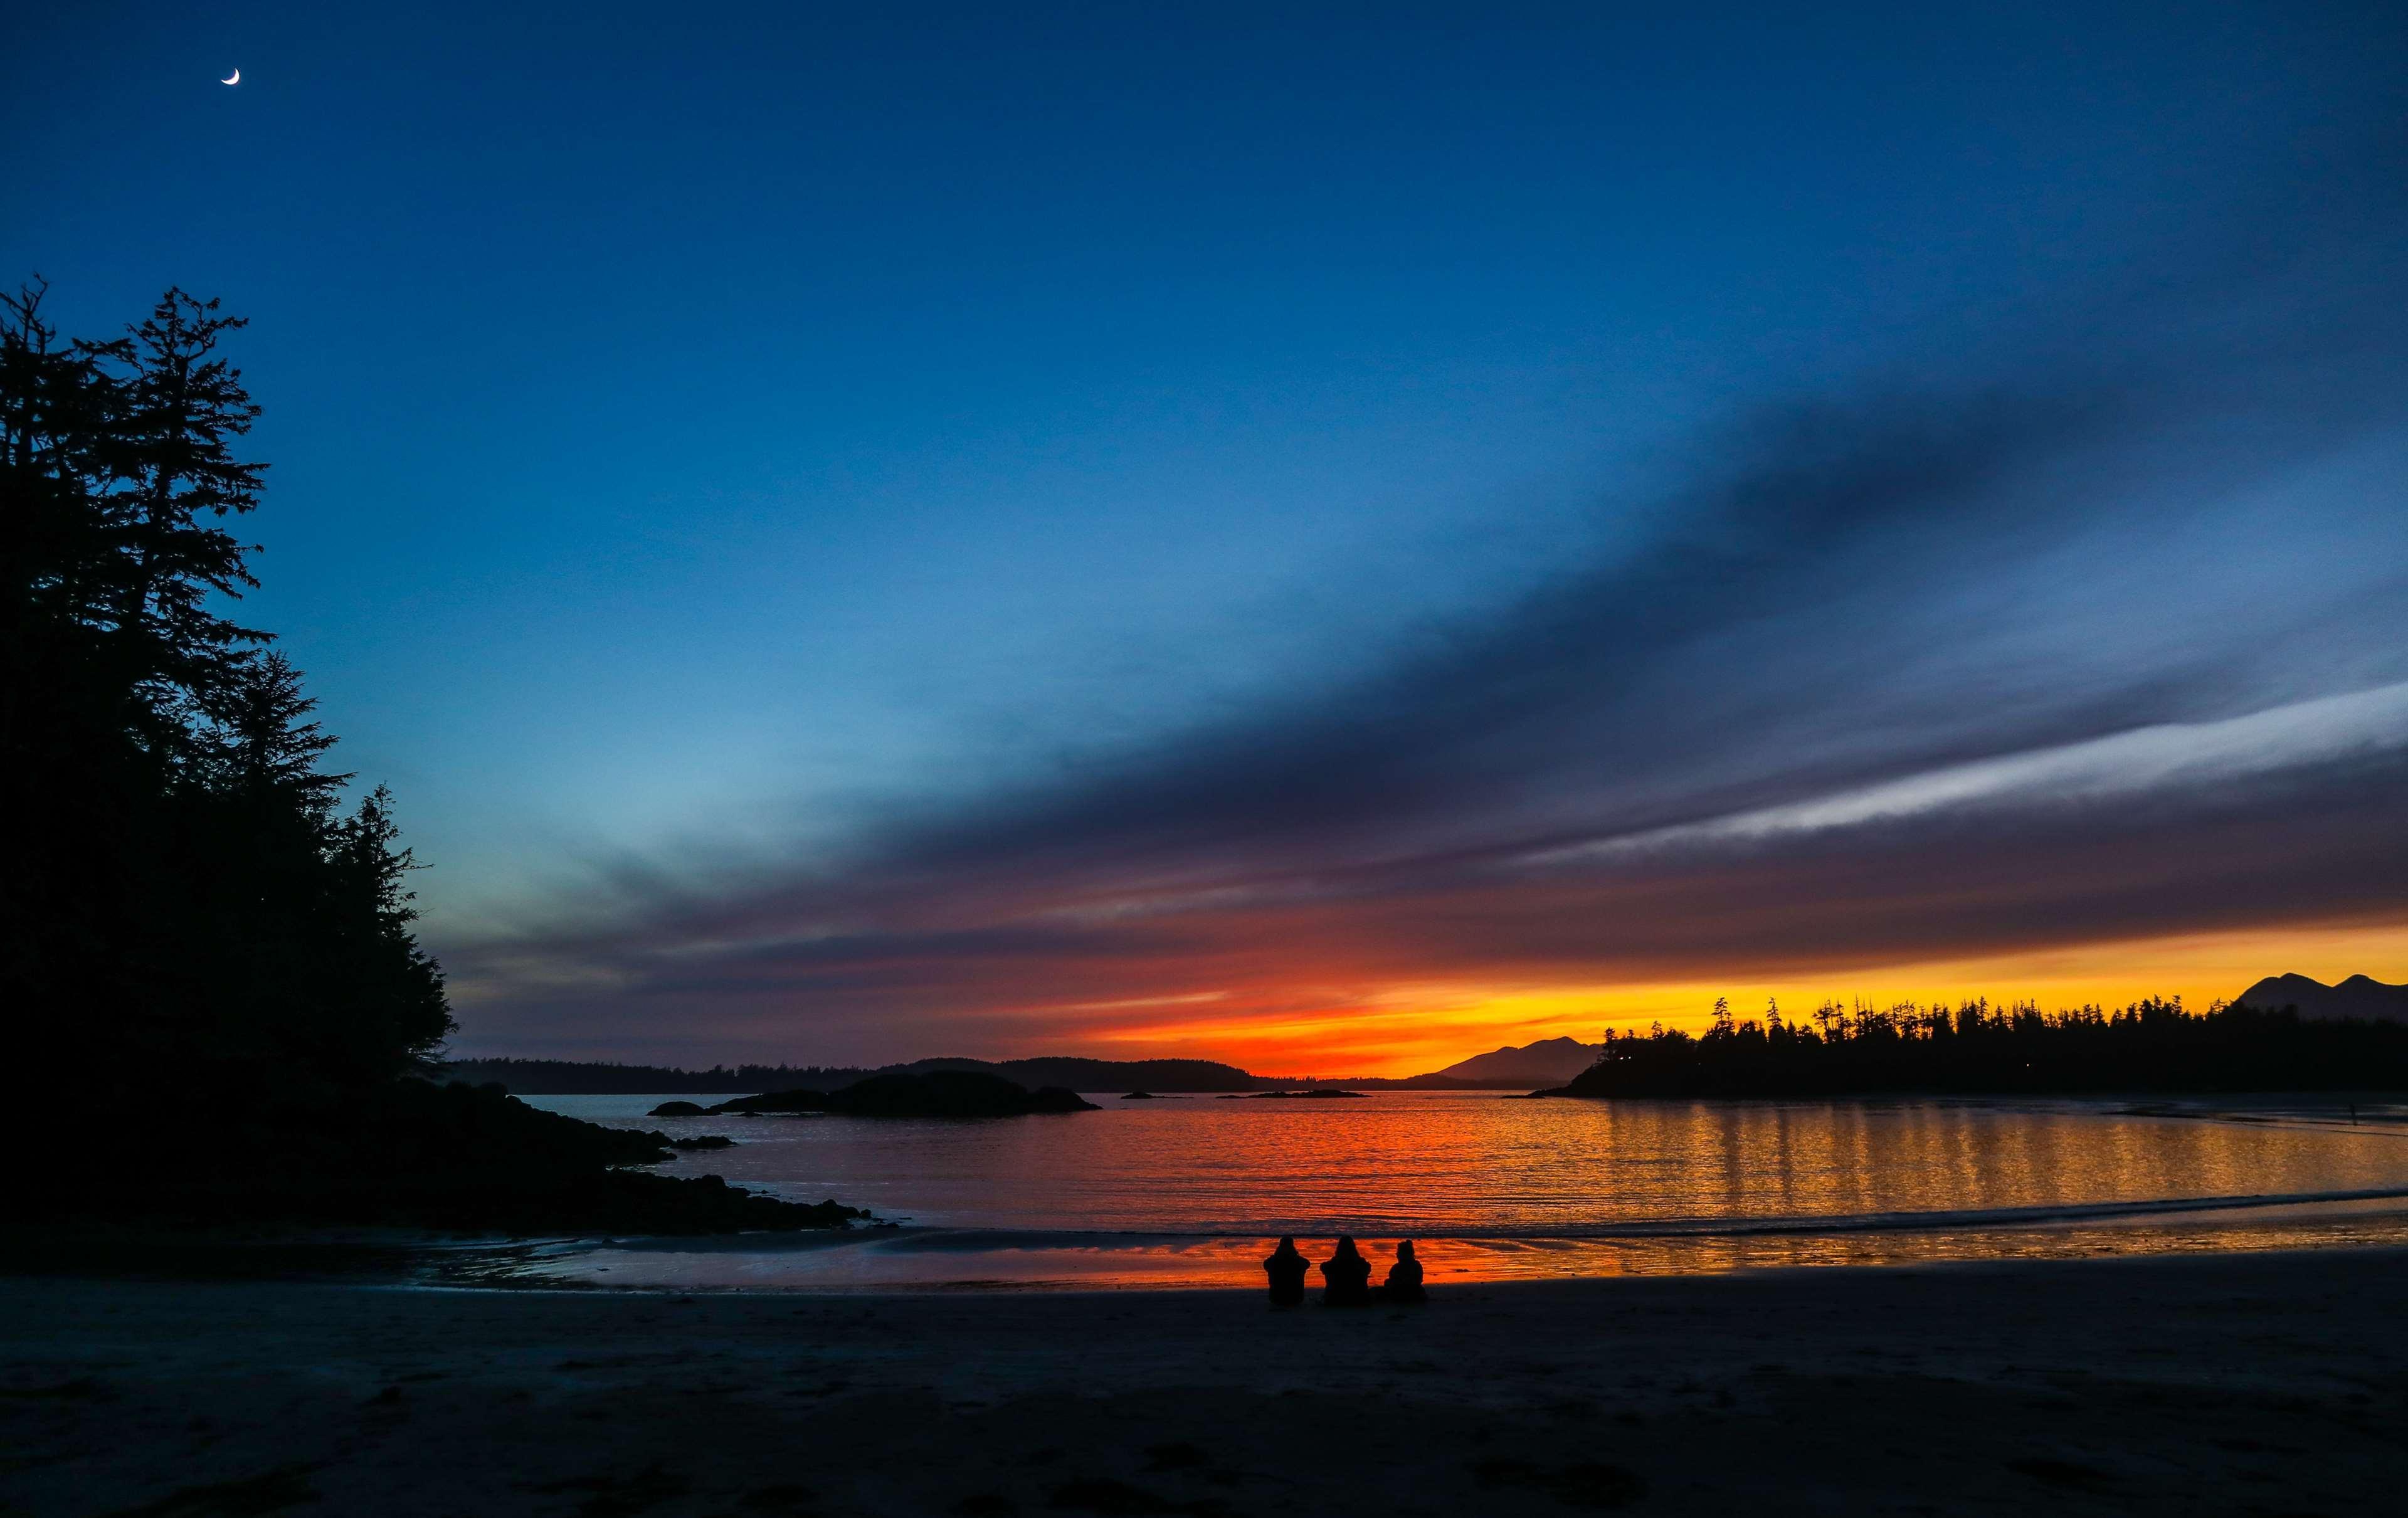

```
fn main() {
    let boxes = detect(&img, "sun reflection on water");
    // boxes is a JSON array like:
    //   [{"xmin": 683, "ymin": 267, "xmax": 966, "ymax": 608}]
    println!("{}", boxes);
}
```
[{"xmin": 492, "ymin": 1093, "xmax": 2408, "ymax": 1290}]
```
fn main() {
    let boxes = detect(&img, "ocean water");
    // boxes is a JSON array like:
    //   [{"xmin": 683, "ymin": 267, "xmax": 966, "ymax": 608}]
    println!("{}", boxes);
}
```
[{"xmin": 492, "ymin": 1091, "xmax": 2408, "ymax": 1290}]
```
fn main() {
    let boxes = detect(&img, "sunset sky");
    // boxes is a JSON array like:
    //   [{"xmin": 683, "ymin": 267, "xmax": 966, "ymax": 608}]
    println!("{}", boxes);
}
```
[{"xmin": 9, "ymin": 3, "xmax": 2404, "ymax": 1073}]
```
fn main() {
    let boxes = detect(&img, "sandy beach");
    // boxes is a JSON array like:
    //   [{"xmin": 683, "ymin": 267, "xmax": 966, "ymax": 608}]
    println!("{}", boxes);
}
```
[{"xmin": 6, "ymin": 1244, "xmax": 2405, "ymax": 1516}]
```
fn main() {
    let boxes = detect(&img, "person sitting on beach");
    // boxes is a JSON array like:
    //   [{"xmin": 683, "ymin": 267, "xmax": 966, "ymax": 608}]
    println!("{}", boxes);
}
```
[
  {"xmin": 1376, "ymin": 1239, "xmax": 1426, "ymax": 1304},
  {"xmin": 1319, "ymin": 1236, "xmax": 1373, "ymax": 1307},
  {"xmin": 1263, "ymin": 1236, "xmax": 1308, "ymax": 1306}
]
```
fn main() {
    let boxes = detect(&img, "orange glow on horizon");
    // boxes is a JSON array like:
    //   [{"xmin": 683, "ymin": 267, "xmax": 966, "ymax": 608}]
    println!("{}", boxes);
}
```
[{"xmin": 1021, "ymin": 920, "xmax": 2408, "ymax": 1078}]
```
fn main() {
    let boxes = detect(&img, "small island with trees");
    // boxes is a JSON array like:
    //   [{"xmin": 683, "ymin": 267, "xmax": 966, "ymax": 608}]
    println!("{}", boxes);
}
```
[{"xmin": 666, "ymin": 1072, "xmax": 1099, "ymax": 1118}]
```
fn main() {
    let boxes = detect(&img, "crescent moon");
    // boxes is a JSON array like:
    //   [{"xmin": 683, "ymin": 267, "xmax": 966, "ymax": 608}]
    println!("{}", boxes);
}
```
[{"xmin": 221, "ymin": 68, "xmax": 240, "ymax": 85}]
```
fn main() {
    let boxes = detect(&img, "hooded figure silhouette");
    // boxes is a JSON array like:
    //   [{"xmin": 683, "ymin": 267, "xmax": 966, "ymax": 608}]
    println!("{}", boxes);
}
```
[
  {"xmin": 1319, "ymin": 1236, "xmax": 1373, "ymax": 1307},
  {"xmin": 1378, "ymin": 1239, "xmax": 1427, "ymax": 1303},
  {"xmin": 1263, "ymin": 1235, "xmax": 1308, "ymax": 1306}
]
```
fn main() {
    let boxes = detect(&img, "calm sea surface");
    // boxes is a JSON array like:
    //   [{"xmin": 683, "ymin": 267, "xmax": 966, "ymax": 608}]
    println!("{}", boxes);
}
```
[{"xmin": 498, "ymin": 1091, "xmax": 2408, "ymax": 1290}]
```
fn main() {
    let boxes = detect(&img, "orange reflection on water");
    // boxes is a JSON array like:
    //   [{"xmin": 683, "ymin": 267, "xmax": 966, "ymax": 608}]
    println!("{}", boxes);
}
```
[
  {"xmin": 499, "ymin": 1201, "xmax": 2408, "ymax": 1293},
  {"xmin": 505, "ymin": 1092, "xmax": 2408, "ymax": 1291}
]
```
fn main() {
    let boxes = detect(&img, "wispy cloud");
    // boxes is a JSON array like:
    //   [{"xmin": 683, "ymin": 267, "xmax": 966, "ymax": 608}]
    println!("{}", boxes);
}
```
[
  {"xmin": 1524, "ymin": 682, "xmax": 2408, "ymax": 868},
  {"xmin": 439, "ymin": 185, "xmax": 2408, "ymax": 1067}
]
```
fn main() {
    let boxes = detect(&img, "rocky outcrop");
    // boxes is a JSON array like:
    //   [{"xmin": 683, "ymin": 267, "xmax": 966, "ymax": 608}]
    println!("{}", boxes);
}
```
[
  {"xmin": 1215, "ymin": 1089, "xmax": 1366, "ymax": 1099},
  {"xmin": 702, "ymin": 1072, "xmax": 1098, "ymax": 1119},
  {"xmin": 703, "ymin": 1090, "xmax": 829, "ymax": 1115},
  {"xmin": 27, "ymin": 1078, "xmax": 870, "ymax": 1236}
]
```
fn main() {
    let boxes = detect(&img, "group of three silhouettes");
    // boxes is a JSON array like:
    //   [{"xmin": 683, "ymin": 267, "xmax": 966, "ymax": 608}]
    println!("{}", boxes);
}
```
[{"xmin": 1262, "ymin": 1235, "xmax": 1425, "ymax": 1307}]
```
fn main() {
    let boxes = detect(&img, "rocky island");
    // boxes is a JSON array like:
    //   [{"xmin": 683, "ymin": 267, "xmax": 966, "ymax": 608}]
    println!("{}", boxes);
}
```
[{"xmin": 668, "ymin": 1070, "xmax": 1098, "ymax": 1119}]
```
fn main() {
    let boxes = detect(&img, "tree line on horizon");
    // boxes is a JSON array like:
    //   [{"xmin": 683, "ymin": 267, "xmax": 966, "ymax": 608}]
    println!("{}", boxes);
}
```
[
  {"xmin": 3, "ymin": 280, "xmax": 451, "ymax": 1128},
  {"xmin": 1561, "ymin": 996, "xmax": 2408, "ymax": 1097},
  {"xmin": 440, "ymin": 1054, "xmax": 1277, "ymax": 1095},
  {"xmin": 438, "ymin": 1053, "xmax": 1555, "ymax": 1095}
]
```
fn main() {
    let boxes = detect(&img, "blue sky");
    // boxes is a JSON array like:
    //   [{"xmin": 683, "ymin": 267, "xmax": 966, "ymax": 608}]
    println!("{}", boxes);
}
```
[{"xmin": 8, "ymin": 3, "xmax": 2404, "ymax": 1067}]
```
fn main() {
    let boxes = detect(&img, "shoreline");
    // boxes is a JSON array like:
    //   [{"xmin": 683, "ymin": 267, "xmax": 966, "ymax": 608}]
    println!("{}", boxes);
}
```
[
  {"xmin": 18, "ymin": 1179, "xmax": 2408, "ymax": 1297},
  {"xmin": 7, "ymin": 1243, "xmax": 2405, "ymax": 1514}
]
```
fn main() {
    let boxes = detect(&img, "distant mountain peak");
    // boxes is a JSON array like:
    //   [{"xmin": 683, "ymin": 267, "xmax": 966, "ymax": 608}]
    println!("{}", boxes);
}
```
[
  {"xmin": 1434, "ymin": 1035, "xmax": 1603, "ymax": 1085},
  {"xmin": 2234, "ymin": 972, "xmax": 2408, "ymax": 1023}
]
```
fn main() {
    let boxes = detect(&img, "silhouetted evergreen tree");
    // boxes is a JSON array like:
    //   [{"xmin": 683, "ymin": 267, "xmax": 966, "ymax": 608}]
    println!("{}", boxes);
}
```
[{"xmin": 3, "ymin": 280, "xmax": 452, "ymax": 1144}]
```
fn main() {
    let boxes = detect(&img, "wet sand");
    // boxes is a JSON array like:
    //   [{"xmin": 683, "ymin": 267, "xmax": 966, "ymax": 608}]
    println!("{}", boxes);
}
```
[{"xmin": 5, "ymin": 1245, "xmax": 2405, "ymax": 1515}]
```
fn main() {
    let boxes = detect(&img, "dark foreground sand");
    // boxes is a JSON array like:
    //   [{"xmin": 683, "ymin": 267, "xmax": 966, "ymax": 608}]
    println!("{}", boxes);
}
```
[{"xmin": 5, "ymin": 1246, "xmax": 2405, "ymax": 1517}]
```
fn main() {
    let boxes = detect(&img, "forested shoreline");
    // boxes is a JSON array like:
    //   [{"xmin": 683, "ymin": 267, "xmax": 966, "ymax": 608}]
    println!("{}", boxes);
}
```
[
  {"xmin": 1546, "ymin": 998, "xmax": 2408, "ymax": 1099},
  {"xmin": 1, "ymin": 282, "xmax": 861, "ymax": 1233}
]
